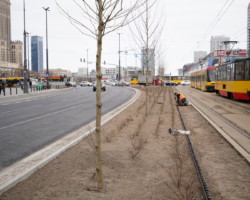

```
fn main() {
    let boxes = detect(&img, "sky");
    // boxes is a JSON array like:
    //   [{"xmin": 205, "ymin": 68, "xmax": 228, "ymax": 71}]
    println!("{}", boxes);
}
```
[{"xmin": 11, "ymin": 0, "xmax": 249, "ymax": 75}]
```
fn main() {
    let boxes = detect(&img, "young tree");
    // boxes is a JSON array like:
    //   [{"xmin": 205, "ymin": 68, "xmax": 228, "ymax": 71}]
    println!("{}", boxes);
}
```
[
  {"xmin": 56, "ymin": 0, "xmax": 146, "ymax": 192},
  {"xmin": 129, "ymin": 0, "xmax": 164, "ymax": 116}
]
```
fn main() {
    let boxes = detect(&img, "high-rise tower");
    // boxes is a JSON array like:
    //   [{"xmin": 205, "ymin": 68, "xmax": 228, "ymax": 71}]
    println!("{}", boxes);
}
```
[
  {"xmin": 0, "ymin": 0, "xmax": 11, "ymax": 64},
  {"xmin": 31, "ymin": 36, "xmax": 44, "ymax": 72},
  {"xmin": 248, "ymin": 3, "xmax": 250, "ymax": 57}
]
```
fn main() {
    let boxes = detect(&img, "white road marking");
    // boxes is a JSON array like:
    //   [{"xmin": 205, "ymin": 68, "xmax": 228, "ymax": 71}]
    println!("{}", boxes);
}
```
[{"xmin": 0, "ymin": 103, "xmax": 84, "ymax": 130}]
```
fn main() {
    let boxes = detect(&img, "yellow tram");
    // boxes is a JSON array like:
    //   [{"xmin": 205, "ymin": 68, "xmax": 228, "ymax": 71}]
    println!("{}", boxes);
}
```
[
  {"xmin": 215, "ymin": 58, "xmax": 250, "ymax": 101},
  {"xmin": 190, "ymin": 66, "xmax": 216, "ymax": 91}
]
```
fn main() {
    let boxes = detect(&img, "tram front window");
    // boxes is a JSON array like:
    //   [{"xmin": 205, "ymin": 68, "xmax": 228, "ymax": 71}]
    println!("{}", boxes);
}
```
[{"xmin": 207, "ymin": 69, "xmax": 215, "ymax": 82}]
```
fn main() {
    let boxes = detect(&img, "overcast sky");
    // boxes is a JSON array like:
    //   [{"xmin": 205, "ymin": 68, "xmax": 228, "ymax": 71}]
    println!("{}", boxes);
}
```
[{"xmin": 11, "ymin": 0, "xmax": 249, "ymax": 75}]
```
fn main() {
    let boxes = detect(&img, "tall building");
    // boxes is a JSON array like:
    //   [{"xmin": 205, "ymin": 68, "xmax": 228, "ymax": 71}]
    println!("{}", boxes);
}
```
[
  {"xmin": 141, "ymin": 48, "xmax": 155, "ymax": 73},
  {"xmin": 194, "ymin": 51, "xmax": 207, "ymax": 63},
  {"xmin": 31, "ymin": 36, "xmax": 43, "ymax": 72},
  {"xmin": 248, "ymin": 3, "xmax": 250, "ymax": 57},
  {"xmin": 0, "ymin": 0, "xmax": 11, "ymax": 64},
  {"xmin": 10, "ymin": 41, "xmax": 22, "ymax": 66},
  {"xmin": 210, "ymin": 35, "xmax": 230, "ymax": 52}
]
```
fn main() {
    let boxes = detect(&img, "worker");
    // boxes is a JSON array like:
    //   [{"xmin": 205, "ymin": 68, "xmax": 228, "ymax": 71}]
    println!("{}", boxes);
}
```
[{"xmin": 174, "ymin": 92, "xmax": 189, "ymax": 106}]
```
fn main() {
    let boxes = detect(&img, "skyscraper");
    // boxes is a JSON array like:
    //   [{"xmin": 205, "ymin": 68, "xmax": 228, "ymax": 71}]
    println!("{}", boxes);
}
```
[
  {"xmin": 248, "ymin": 3, "xmax": 250, "ymax": 57},
  {"xmin": 210, "ymin": 35, "xmax": 230, "ymax": 52},
  {"xmin": 31, "ymin": 36, "xmax": 43, "ymax": 72},
  {"xmin": 0, "ymin": 0, "xmax": 11, "ymax": 64},
  {"xmin": 141, "ymin": 48, "xmax": 155, "ymax": 73},
  {"xmin": 194, "ymin": 51, "xmax": 207, "ymax": 63}
]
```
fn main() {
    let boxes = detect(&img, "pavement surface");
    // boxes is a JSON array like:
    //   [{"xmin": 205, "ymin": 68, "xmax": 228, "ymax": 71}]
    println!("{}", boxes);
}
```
[{"xmin": 0, "ymin": 86, "xmax": 141, "ymax": 195}]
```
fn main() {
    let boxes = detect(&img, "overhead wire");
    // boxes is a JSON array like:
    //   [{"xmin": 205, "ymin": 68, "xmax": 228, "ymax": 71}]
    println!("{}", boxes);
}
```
[{"xmin": 197, "ymin": 0, "xmax": 235, "ymax": 48}]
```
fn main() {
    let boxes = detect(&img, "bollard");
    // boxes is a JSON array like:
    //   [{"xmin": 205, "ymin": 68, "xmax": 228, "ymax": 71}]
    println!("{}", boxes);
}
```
[
  {"xmin": 16, "ymin": 87, "xmax": 18, "ymax": 94},
  {"xmin": 10, "ymin": 87, "xmax": 12, "ymax": 95}
]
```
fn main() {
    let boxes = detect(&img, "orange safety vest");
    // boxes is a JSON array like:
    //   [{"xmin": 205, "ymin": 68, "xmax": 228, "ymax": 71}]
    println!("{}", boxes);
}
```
[{"xmin": 180, "ymin": 93, "xmax": 186, "ymax": 102}]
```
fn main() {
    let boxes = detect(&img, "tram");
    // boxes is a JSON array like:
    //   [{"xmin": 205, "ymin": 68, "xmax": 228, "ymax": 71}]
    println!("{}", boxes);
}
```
[
  {"xmin": 190, "ymin": 66, "xmax": 216, "ymax": 91},
  {"xmin": 0, "ymin": 77, "xmax": 23, "ymax": 87},
  {"xmin": 215, "ymin": 58, "xmax": 250, "ymax": 101},
  {"xmin": 164, "ymin": 76, "xmax": 189, "ymax": 84}
]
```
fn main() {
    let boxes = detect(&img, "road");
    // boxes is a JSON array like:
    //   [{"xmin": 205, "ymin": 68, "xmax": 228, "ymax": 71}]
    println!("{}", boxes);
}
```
[{"xmin": 0, "ymin": 86, "xmax": 134, "ymax": 169}]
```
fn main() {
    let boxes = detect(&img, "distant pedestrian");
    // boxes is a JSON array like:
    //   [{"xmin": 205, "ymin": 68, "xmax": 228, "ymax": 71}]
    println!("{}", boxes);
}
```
[
  {"xmin": 1, "ymin": 81, "xmax": 6, "ymax": 96},
  {"xmin": 21, "ymin": 80, "xmax": 24, "ymax": 90},
  {"xmin": 0, "ymin": 81, "xmax": 2, "ymax": 95}
]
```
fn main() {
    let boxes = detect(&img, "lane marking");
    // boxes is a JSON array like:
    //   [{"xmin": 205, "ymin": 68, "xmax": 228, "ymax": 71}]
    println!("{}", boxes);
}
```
[
  {"xmin": 0, "ymin": 103, "xmax": 84, "ymax": 131},
  {"xmin": 0, "ymin": 105, "xmax": 43, "ymax": 116}
]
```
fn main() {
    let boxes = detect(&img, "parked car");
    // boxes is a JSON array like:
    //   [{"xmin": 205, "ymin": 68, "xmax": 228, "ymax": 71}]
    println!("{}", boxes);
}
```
[
  {"xmin": 65, "ymin": 82, "xmax": 77, "ymax": 87},
  {"xmin": 180, "ymin": 80, "xmax": 191, "ymax": 86},
  {"xmin": 165, "ymin": 81, "xmax": 178, "ymax": 86},
  {"xmin": 116, "ymin": 81, "xmax": 130, "ymax": 86},
  {"xmin": 93, "ymin": 80, "xmax": 106, "ymax": 91},
  {"xmin": 80, "ymin": 81, "xmax": 93, "ymax": 87}
]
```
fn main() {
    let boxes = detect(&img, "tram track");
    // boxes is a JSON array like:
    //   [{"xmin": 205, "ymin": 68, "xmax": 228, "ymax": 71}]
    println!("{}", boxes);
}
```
[
  {"xmin": 170, "ymin": 86, "xmax": 212, "ymax": 200},
  {"xmin": 190, "ymin": 87, "xmax": 250, "ymax": 116},
  {"xmin": 178, "ymin": 86, "xmax": 250, "ymax": 163},
  {"xmin": 186, "ymin": 92, "xmax": 250, "ymax": 138}
]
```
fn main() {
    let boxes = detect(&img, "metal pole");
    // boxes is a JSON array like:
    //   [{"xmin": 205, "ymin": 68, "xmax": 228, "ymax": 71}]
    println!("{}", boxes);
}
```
[
  {"xmin": 43, "ymin": 7, "xmax": 50, "ymax": 89},
  {"xmin": 23, "ymin": 0, "xmax": 29, "ymax": 93},
  {"xmin": 118, "ymin": 33, "xmax": 121, "ymax": 81},
  {"xmin": 87, "ymin": 49, "xmax": 89, "ymax": 79},
  {"xmin": 27, "ymin": 32, "xmax": 30, "ymax": 80}
]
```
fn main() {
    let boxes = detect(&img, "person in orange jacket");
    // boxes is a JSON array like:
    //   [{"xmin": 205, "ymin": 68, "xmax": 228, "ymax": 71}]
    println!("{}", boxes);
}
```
[{"xmin": 174, "ymin": 92, "xmax": 189, "ymax": 106}]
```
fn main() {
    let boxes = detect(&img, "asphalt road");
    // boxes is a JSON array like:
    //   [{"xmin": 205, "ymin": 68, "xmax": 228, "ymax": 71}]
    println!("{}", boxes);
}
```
[{"xmin": 0, "ymin": 86, "xmax": 134, "ymax": 169}]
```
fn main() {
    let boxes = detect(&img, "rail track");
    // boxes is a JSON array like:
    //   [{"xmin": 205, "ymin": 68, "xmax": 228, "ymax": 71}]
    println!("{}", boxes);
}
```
[
  {"xmin": 189, "ymin": 87, "xmax": 250, "ymax": 116},
  {"xmin": 177, "ymin": 86, "xmax": 250, "ymax": 164},
  {"xmin": 170, "ymin": 86, "xmax": 212, "ymax": 200}
]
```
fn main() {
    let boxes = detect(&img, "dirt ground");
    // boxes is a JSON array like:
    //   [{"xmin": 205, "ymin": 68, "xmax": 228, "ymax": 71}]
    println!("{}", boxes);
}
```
[{"xmin": 0, "ymin": 86, "xmax": 249, "ymax": 200}]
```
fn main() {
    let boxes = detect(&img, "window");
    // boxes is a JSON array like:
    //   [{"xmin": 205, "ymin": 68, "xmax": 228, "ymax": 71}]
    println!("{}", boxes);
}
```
[
  {"xmin": 234, "ymin": 61, "xmax": 244, "ymax": 81},
  {"xmin": 244, "ymin": 60, "xmax": 250, "ymax": 81}
]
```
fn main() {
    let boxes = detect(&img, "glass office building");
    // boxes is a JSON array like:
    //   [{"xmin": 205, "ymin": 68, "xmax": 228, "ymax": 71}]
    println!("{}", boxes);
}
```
[{"xmin": 31, "ymin": 36, "xmax": 43, "ymax": 72}]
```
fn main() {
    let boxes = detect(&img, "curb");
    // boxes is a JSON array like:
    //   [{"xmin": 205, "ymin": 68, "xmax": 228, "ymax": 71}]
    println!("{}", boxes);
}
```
[{"xmin": 0, "ymin": 88, "xmax": 141, "ymax": 195}]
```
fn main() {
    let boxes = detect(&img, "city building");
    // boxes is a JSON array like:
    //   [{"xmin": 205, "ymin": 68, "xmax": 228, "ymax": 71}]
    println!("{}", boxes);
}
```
[
  {"xmin": 210, "ymin": 35, "xmax": 230, "ymax": 52},
  {"xmin": 0, "ymin": 0, "xmax": 11, "ymax": 64},
  {"xmin": 141, "ymin": 48, "xmax": 155, "ymax": 74},
  {"xmin": 248, "ymin": 3, "xmax": 250, "ymax": 56},
  {"xmin": 0, "ymin": 0, "xmax": 23, "ymax": 77},
  {"xmin": 78, "ymin": 67, "xmax": 88, "ymax": 77},
  {"xmin": 194, "ymin": 51, "xmax": 207, "ymax": 63},
  {"xmin": 10, "ymin": 41, "xmax": 22, "ymax": 66},
  {"xmin": 31, "ymin": 36, "xmax": 43, "ymax": 72}
]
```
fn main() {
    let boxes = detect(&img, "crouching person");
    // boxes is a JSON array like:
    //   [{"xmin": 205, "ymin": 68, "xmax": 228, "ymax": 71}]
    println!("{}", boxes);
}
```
[{"xmin": 174, "ymin": 92, "xmax": 189, "ymax": 106}]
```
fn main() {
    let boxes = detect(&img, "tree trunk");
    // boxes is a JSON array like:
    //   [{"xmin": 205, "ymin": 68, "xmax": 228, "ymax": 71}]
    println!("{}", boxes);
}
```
[{"xmin": 95, "ymin": 0, "xmax": 104, "ymax": 191}]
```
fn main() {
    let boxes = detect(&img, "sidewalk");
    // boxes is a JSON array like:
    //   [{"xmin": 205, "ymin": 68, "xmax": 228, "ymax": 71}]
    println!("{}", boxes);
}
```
[{"xmin": 0, "ymin": 86, "xmax": 66, "ymax": 99}]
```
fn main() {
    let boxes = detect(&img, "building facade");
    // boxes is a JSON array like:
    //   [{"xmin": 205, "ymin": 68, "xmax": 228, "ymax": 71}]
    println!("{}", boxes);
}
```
[
  {"xmin": 194, "ymin": 51, "xmax": 207, "ymax": 63},
  {"xmin": 31, "ymin": 36, "xmax": 43, "ymax": 72},
  {"xmin": 141, "ymin": 48, "xmax": 155, "ymax": 74},
  {"xmin": 210, "ymin": 35, "xmax": 230, "ymax": 52},
  {"xmin": 248, "ymin": 3, "xmax": 250, "ymax": 57},
  {"xmin": 0, "ymin": 0, "xmax": 11, "ymax": 65},
  {"xmin": 10, "ymin": 41, "xmax": 22, "ymax": 66}
]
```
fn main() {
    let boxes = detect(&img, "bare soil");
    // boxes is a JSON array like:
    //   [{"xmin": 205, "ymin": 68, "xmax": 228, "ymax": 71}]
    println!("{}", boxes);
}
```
[{"xmin": 0, "ymin": 86, "xmax": 249, "ymax": 200}]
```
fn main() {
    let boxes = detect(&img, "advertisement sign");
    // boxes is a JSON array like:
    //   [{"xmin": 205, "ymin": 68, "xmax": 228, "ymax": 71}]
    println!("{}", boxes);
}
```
[
  {"xmin": 214, "ymin": 50, "xmax": 225, "ymax": 57},
  {"xmin": 239, "ymin": 49, "xmax": 247, "ymax": 56}
]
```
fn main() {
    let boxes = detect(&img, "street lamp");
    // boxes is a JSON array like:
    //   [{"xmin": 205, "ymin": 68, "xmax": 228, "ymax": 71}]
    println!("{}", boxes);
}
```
[
  {"xmin": 86, "ymin": 49, "xmax": 89, "ymax": 79},
  {"xmin": 23, "ymin": 0, "xmax": 29, "ymax": 93},
  {"xmin": 26, "ymin": 32, "xmax": 31, "ymax": 80},
  {"xmin": 43, "ymin": 7, "xmax": 50, "ymax": 89},
  {"xmin": 118, "ymin": 33, "xmax": 121, "ymax": 81}
]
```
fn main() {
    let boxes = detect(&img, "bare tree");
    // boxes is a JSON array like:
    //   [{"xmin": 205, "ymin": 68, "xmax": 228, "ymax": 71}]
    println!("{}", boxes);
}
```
[
  {"xmin": 56, "ymin": 0, "xmax": 146, "ymax": 192},
  {"xmin": 129, "ymin": 0, "xmax": 164, "ymax": 116}
]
